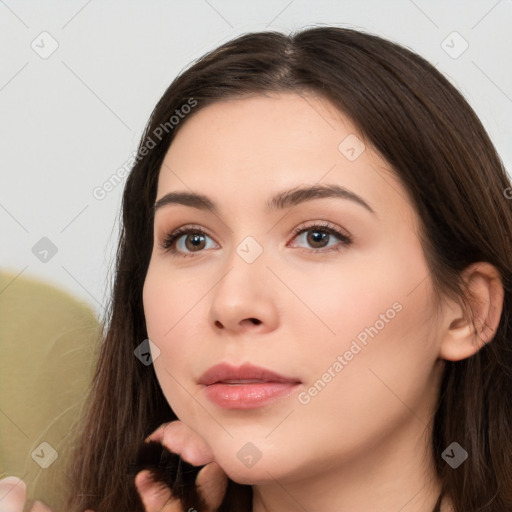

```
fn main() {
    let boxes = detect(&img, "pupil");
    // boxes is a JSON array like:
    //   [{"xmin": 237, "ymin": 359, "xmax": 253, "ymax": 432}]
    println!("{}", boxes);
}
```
[
  {"xmin": 308, "ymin": 230, "xmax": 328, "ymax": 247},
  {"xmin": 186, "ymin": 233, "xmax": 205, "ymax": 250}
]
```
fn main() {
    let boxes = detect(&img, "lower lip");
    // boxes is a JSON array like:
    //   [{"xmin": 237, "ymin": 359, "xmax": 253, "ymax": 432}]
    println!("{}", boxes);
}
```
[{"xmin": 203, "ymin": 382, "xmax": 301, "ymax": 409}]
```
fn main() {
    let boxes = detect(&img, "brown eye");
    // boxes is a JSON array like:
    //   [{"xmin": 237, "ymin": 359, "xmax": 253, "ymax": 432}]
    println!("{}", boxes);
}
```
[
  {"xmin": 184, "ymin": 232, "xmax": 206, "ymax": 251},
  {"xmin": 160, "ymin": 227, "xmax": 218, "ymax": 255},
  {"xmin": 290, "ymin": 223, "xmax": 352, "ymax": 252},
  {"xmin": 306, "ymin": 229, "xmax": 330, "ymax": 248}
]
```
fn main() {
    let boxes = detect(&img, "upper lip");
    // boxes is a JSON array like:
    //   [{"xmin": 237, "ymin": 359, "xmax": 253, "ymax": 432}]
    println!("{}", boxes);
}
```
[{"xmin": 198, "ymin": 362, "xmax": 301, "ymax": 386}]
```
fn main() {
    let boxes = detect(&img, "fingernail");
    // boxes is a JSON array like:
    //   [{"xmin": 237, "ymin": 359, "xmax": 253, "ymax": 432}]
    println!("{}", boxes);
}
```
[
  {"xmin": 146, "ymin": 429, "xmax": 164, "ymax": 443},
  {"xmin": 134, "ymin": 470, "xmax": 153, "ymax": 493},
  {"xmin": 31, "ymin": 500, "xmax": 51, "ymax": 512},
  {"xmin": 0, "ymin": 476, "xmax": 27, "ymax": 508},
  {"xmin": 0, "ymin": 476, "xmax": 26, "ymax": 493}
]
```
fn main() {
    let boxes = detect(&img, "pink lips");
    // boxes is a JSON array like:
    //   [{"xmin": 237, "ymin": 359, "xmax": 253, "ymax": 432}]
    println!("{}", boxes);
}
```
[{"xmin": 198, "ymin": 362, "xmax": 301, "ymax": 409}]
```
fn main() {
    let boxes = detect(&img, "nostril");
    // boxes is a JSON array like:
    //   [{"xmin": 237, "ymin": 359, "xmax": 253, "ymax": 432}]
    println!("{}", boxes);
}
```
[{"xmin": 214, "ymin": 318, "xmax": 261, "ymax": 328}]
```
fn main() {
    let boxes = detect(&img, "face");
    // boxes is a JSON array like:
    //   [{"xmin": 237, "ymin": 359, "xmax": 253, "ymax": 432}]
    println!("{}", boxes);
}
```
[{"xmin": 143, "ymin": 93, "xmax": 446, "ymax": 485}]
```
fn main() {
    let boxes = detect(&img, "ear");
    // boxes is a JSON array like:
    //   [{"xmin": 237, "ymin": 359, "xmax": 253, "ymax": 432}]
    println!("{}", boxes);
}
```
[{"xmin": 439, "ymin": 262, "xmax": 504, "ymax": 362}]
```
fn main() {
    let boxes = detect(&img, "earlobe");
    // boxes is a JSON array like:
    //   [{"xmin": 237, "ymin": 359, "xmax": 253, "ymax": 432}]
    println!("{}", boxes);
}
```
[{"xmin": 439, "ymin": 262, "xmax": 504, "ymax": 362}]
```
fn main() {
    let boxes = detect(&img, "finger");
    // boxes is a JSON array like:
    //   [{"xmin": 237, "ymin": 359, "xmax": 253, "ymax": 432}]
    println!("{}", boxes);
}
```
[
  {"xmin": 135, "ymin": 470, "xmax": 181, "ymax": 512},
  {"xmin": 195, "ymin": 462, "xmax": 228, "ymax": 512},
  {"xmin": 147, "ymin": 422, "xmax": 215, "ymax": 466},
  {"xmin": 0, "ymin": 477, "xmax": 27, "ymax": 512},
  {"xmin": 29, "ymin": 501, "xmax": 52, "ymax": 512}
]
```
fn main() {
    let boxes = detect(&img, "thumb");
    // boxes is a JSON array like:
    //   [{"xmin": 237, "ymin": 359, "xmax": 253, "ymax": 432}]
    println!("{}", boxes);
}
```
[
  {"xmin": 135, "ymin": 470, "xmax": 181, "ymax": 512},
  {"xmin": 28, "ymin": 501, "xmax": 53, "ymax": 512},
  {"xmin": 195, "ymin": 462, "xmax": 228, "ymax": 512},
  {"xmin": 0, "ymin": 477, "xmax": 27, "ymax": 512}
]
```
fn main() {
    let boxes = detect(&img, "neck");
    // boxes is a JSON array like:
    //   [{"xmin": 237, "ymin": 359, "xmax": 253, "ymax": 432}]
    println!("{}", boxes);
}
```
[{"xmin": 252, "ymin": 420, "xmax": 449, "ymax": 512}]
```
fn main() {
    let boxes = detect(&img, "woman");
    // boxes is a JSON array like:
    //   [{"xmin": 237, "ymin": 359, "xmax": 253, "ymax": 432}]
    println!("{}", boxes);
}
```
[{"xmin": 5, "ymin": 25, "xmax": 512, "ymax": 512}]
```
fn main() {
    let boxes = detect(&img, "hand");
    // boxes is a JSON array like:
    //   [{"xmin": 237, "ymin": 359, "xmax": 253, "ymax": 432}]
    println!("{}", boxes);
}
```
[
  {"xmin": 134, "ymin": 420, "xmax": 228, "ymax": 512},
  {"xmin": 0, "ymin": 421, "xmax": 227, "ymax": 512},
  {"xmin": 0, "ymin": 477, "xmax": 52, "ymax": 512}
]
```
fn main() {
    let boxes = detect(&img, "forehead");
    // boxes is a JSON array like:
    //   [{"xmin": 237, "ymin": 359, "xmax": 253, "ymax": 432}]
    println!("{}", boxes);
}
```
[
  {"xmin": 156, "ymin": 93, "xmax": 417, "ymax": 228},
  {"xmin": 163, "ymin": 93, "xmax": 356, "ymax": 172}
]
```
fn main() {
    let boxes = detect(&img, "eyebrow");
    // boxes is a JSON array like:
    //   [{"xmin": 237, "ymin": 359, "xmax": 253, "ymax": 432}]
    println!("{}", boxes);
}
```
[{"xmin": 154, "ymin": 184, "xmax": 375, "ymax": 215}]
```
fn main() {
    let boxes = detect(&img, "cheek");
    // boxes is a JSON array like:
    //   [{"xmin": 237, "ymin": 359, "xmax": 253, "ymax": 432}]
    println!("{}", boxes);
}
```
[
  {"xmin": 295, "ymin": 251, "xmax": 440, "ymax": 431},
  {"xmin": 278, "ymin": 250, "xmax": 425, "ymax": 354},
  {"xmin": 292, "ymin": 239, "xmax": 440, "ymax": 397},
  {"xmin": 143, "ymin": 261, "xmax": 208, "ymax": 341},
  {"xmin": 142, "ymin": 263, "xmax": 208, "ymax": 411}
]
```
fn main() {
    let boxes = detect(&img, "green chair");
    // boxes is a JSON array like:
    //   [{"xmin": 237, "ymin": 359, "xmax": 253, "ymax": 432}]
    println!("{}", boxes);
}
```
[{"xmin": 0, "ymin": 270, "xmax": 101, "ymax": 511}]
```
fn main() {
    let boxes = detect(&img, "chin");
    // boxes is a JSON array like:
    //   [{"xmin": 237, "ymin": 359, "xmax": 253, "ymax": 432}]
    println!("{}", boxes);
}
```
[
  {"xmin": 210, "ymin": 441, "xmax": 296, "ymax": 486},
  {"xmin": 222, "ymin": 463, "xmax": 281, "ymax": 486}
]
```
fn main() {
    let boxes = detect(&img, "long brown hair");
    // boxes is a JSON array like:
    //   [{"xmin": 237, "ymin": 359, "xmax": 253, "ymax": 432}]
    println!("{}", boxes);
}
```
[{"xmin": 66, "ymin": 26, "xmax": 512, "ymax": 512}]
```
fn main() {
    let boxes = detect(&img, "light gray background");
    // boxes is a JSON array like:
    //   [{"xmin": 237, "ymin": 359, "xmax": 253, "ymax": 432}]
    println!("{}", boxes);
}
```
[{"xmin": 1, "ymin": 0, "xmax": 511, "ymax": 318}]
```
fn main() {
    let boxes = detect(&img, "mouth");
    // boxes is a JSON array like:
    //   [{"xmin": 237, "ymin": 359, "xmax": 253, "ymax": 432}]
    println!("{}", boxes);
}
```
[
  {"xmin": 198, "ymin": 363, "xmax": 302, "ymax": 409},
  {"xmin": 221, "ymin": 379, "xmax": 274, "ymax": 384}
]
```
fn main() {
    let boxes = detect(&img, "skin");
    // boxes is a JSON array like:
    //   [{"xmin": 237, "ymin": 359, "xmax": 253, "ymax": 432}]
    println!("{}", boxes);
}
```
[
  {"xmin": 2, "ymin": 93, "xmax": 503, "ymax": 512},
  {"xmin": 142, "ymin": 92, "xmax": 503, "ymax": 512},
  {"xmin": 0, "ymin": 431, "xmax": 226, "ymax": 512}
]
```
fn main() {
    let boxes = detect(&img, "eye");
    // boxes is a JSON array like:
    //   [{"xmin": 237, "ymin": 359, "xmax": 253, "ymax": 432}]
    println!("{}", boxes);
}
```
[
  {"xmin": 159, "ymin": 221, "xmax": 352, "ymax": 257},
  {"xmin": 159, "ymin": 225, "xmax": 218, "ymax": 256},
  {"xmin": 289, "ymin": 222, "xmax": 352, "ymax": 252}
]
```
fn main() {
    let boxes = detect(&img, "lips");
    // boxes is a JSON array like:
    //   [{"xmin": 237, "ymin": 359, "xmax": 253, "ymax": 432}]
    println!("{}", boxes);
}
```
[
  {"xmin": 198, "ymin": 362, "xmax": 300, "ymax": 386},
  {"xmin": 198, "ymin": 363, "xmax": 302, "ymax": 409}
]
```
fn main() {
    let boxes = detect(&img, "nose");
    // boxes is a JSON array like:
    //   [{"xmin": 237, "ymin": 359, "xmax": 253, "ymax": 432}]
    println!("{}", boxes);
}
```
[{"xmin": 208, "ymin": 251, "xmax": 279, "ymax": 335}]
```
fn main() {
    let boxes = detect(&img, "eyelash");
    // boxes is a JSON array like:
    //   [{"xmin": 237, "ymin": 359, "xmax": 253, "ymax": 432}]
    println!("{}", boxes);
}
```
[{"xmin": 159, "ymin": 222, "xmax": 353, "ymax": 257}]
